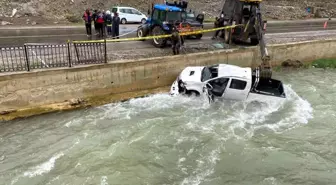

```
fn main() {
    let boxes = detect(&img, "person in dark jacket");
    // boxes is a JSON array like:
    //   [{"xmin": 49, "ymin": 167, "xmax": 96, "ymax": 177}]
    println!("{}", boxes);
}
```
[
  {"xmin": 112, "ymin": 12, "xmax": 120, "ymax": 39},
  {"xmin": 102, "ymin": 10, "xmax": 106, "ymax": 37},
  {"xmin": 171, "ymin": 23, "xmax": 185, "ymax": 55},
  {"xmin": 95, "ymin": 10, "xmax": 105, "ymax": 38},
  {"xmin": 212, "ymin": 12, "xmax": 224, "ymax": 39},
  {"xmin": 92, "ymin": 10, "xmax": 98, "ymax": 35},
  {"xmin": 105, "ymin": 11, "xmax": 113, "ymax": 37},
  {"xmin": 82, "ymin": 8, "xmax": 92, "ymax": 36}
]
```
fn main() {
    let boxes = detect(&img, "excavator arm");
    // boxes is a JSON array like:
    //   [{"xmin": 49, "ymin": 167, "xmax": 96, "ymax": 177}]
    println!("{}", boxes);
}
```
[
  {"xmin": 253, "ymin": 1, "xmax": 272, "ymax": 79},
  {"xmin": 221, "ymin": 0, "xmax": 272, "ymax": 79}
]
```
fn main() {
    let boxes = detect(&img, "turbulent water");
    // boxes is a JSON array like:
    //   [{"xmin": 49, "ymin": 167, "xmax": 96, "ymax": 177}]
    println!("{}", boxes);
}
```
[{"xmin": 0, "ymin": 68, "xmax": 336, "ymax": 185}]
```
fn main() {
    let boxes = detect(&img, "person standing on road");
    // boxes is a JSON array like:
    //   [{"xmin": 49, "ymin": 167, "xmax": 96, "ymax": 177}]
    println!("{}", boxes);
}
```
[
  {"xmin": 95, "ymin": 10, "xmax": 105, "ymax": 38},
  {"xmin": 212, "ymin": 12, "xmax": 224, "ymax": 39},
  {"xmin": 82, "ymin": 8, "xmax": 92, "ymax": 37},
  {"xmin": 212, "ymin": 17, "xmax": 220, "ymax": 39},
  {"xmin": 92, "ymin": 10, "xmax": 98, "ymax": 35},
  {"xmin": 171, "ymin": 24, "xmax": 185, "ymax": 55},
  {"xmin": 112, "ymin": 12, "xmax": 120, "ymax": 39},
  {"xmin": 102, "ymin": 10, "xmax": 107, "ymax": 37},
  {"xmin": 105, "ymin": 11, "xmax": 113, "ymax": 37}
]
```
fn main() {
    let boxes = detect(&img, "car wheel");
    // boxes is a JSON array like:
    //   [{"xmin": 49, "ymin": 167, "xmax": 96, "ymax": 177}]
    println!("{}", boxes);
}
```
[
  {"xmin": 121, "ymin": 18, "xmax": 127, "ymax": 24},
  {"xmin": 141, "ymin": 18, "xmax": 146, "ymax": 24}
]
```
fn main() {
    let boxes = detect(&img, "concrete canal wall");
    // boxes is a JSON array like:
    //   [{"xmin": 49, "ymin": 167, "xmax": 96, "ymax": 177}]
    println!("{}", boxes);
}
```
[{"xmin": 1, "ymin": 38, "xmax": 336, "ymax": 120}]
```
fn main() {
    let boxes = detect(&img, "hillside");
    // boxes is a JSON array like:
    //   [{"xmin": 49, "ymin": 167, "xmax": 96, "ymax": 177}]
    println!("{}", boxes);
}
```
[{"xmin": 0, "ymin": 0, "xmax": 335, "ymax": 25}]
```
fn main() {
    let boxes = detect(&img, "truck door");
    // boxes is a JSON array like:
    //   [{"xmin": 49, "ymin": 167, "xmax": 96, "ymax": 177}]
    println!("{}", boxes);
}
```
[
  {"xmin": 204, "ymin": 77, "xmax": 230, "ymax": 102},
  {"xmin": 223, "ymin": 78, "xmax": 250, "ymax": 100}
]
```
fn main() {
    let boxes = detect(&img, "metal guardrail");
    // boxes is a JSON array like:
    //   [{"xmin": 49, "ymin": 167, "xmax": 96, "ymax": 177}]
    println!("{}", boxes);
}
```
[
  {"xmin": 25, "ymin": 43, "xmax": 71, "ymax": 69},
  {"xmin": 0, "ymin": 46, "xmax": 28, "ymax": 72},
  {"xmin": 73, "ymin": 41, "xmax": 106, "ymax": 65},
  {"xmin": 0, "ymin": 41, "xmax": 107, "ymax": 73}
]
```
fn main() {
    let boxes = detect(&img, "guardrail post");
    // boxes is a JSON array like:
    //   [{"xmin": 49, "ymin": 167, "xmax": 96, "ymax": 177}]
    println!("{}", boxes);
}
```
[
  {"xmin": 24, "ymin": 44, "xmax": 30, "ymax": 71},
  {"xmin": 73, "ymin": 42, "xmax": 80, "ymax": 65},
  {"xmin": 67, "ymin": 40, "xmax": 72, "ymax": 67},
  {"xmin": 104, "ymin": 39, "xmax": 107, "ymax": 63}
]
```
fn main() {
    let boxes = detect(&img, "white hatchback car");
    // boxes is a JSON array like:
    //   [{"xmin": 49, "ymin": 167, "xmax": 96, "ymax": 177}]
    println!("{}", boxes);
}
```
[{"xmin": 112, "ymin": 6, "xmax": 147, "ymax": 24}]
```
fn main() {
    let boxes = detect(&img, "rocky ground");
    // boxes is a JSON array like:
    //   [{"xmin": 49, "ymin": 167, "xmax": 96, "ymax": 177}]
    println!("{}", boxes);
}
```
[{"xmin": 0, "ymin": 0, "xmax": 335, "ymax": 26}]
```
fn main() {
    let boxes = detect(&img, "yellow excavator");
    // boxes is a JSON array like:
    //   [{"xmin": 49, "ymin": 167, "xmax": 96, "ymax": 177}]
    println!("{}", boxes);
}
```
[{"xmin": 220, "ymin": 0, "xmax": 272, "ymax": 79}]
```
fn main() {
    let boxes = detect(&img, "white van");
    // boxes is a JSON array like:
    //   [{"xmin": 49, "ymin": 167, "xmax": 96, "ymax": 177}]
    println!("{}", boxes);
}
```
[{"xmin": 111, "ymin": 6, "xmax": 147, "ymax": 24}]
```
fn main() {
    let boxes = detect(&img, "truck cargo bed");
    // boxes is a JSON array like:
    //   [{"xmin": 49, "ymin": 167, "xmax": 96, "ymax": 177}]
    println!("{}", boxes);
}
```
[{"xmin": 252, "ymin": 78, "xmax": 286, "ymax": 98}]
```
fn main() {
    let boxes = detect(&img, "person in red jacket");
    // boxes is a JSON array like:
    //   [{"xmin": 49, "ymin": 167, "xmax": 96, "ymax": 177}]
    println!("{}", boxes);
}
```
[
  {"xmin": 82, "ymin": 8, "xmax": 92, "ymax": 37},
  {"xmin": 95, "ymin": 10, "xmax": 105, "ymax": 38}
]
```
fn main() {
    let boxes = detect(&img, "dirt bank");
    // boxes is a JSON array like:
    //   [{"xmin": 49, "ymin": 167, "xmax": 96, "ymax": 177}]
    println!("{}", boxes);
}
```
[{"xmin": 0, "ymin": 0, "xmax": 335, "ymax": 26}]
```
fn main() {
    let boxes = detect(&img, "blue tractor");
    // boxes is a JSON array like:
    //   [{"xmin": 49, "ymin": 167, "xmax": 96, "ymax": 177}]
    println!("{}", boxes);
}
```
[{"xmin": 136, "ymin": 1, "xmax": 204, "ymax": 48}]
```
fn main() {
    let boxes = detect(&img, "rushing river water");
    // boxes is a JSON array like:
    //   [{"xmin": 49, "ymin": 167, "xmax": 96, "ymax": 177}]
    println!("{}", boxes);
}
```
[{"xmin": 1, "ymin": 68, "xmax": 336, "ymax": 185}]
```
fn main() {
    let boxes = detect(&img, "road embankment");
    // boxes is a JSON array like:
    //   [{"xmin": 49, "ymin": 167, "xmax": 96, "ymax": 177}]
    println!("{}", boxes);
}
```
[{"xmin": 1, "ymin": 38, "xmax": 336, "ymax": 121}]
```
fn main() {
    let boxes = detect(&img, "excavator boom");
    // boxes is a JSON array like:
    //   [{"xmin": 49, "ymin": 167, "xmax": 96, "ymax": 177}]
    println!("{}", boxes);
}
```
[{"xmin": 221, "ymin": 0, "xmax": 272, "ymax": 79}]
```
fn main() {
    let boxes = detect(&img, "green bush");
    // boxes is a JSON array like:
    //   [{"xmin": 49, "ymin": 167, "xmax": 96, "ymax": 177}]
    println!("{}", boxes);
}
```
[{"xmin": 311, "ymin": 59, "xmax": 336, "ymax": 69}]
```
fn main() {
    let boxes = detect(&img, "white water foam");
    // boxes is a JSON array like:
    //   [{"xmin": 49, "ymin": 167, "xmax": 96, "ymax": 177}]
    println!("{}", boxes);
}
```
[
  {"xmin": 23, "ymin": 152, "xmax": 64, "ymax": 178},
  {"xmin": 97, "ymin": 84, "xmax": 313, "ymax": 142},
  {"xmin": 254, "ymin": 84, "xmax": 313, "ymax": 133},
  {"xmin": 180, "ymin": 147, "xmax": 220, "ymax": 185},
  {"xmin": 262, "ymin": 177, "xmax": 278, "ymax": 185},
  {"xmin": 101, "ymin": 176, "xmax": 109, "ymax": 185},
  {"xmin": 11, "ymin": 138, "xmax": 80, "ymax": 184},
  {"xmin": 176, "ymin": 85, "xmax": 313, "ymax": 184}
]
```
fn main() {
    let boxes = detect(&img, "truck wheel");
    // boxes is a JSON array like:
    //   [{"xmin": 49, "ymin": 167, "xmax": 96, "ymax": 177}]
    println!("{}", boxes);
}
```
[
  {"xmin": 251, "ymin": 38, "xmax": 259, "ymax": 45},
  {"xmin": 186, "ymin": 90, "xmax": 200, "ymax": 97},
  {"xmin": 137, "ymin": 28, "xmax": 146, "ymax": 41},
  {"xmin": 152, "ymin": 26, "xmax": 166, "ymax": 48}
]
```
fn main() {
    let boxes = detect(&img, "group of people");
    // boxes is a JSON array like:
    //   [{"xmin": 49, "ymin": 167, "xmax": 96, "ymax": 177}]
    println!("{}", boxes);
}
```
[{"xmin": 83, "ymin": 9, "xmax": 120, "ymax": 39}]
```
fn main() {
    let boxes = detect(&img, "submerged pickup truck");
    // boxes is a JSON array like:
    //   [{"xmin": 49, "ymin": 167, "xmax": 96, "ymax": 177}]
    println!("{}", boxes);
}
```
[{"xmin": 170, "ymin": 64, "xmax": 286, "ymax": 102}]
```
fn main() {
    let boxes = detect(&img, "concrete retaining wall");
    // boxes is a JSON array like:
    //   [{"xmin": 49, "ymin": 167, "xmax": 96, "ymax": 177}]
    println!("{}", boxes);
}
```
[{"xmin": 1, "ymin": 39, "xmax": 336, "ymax": 120}]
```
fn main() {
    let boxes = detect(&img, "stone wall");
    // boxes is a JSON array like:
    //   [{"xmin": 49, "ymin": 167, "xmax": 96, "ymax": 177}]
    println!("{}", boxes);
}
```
[{"xmin": 1, "ymin": 38, "xmax": 336, "ymax": 120}]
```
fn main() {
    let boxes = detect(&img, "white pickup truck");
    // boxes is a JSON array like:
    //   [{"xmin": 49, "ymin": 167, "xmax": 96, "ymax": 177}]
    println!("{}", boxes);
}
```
[{"xmin": 169, "ymin": 64, "xmax": 286, "ymax": 102}]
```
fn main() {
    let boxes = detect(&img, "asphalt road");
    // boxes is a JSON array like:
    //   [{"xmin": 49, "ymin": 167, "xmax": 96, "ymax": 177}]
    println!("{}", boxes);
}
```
[{"xmin": 0, "ymin": 19, "xmax": 335, "ymax": 47}]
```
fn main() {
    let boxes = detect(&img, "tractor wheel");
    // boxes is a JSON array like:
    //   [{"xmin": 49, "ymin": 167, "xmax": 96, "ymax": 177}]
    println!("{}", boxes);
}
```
[
  {"xmin": 137, "ymin": 28, "xmax": 146, "ymax": 41},
  {"xmin": 250, "ymin": 37, "xmax": 259, "ymax": 45},
  {"xmin": 195, "ymin": 34, "xmax": 203, "ymax": 39},
  {"xmin": 152, "ymin": 26, "xmax": 167, "ymax": 48}
]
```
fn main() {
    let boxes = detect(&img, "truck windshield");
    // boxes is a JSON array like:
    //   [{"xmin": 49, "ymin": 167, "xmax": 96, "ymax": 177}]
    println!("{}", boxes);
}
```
[
  {"xmin": 167, "ymin": 12, "xmax": 182, "ymax": 21},
  {"xmin": 201, "ymin": 67, "xmax": 212, "ymax": 82}
]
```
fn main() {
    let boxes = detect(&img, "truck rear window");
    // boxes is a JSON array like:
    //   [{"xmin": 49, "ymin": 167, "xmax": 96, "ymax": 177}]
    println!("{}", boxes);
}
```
[{"xmin": 201, "ymin": 67, "xmax": 212, "ymax": 82}]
